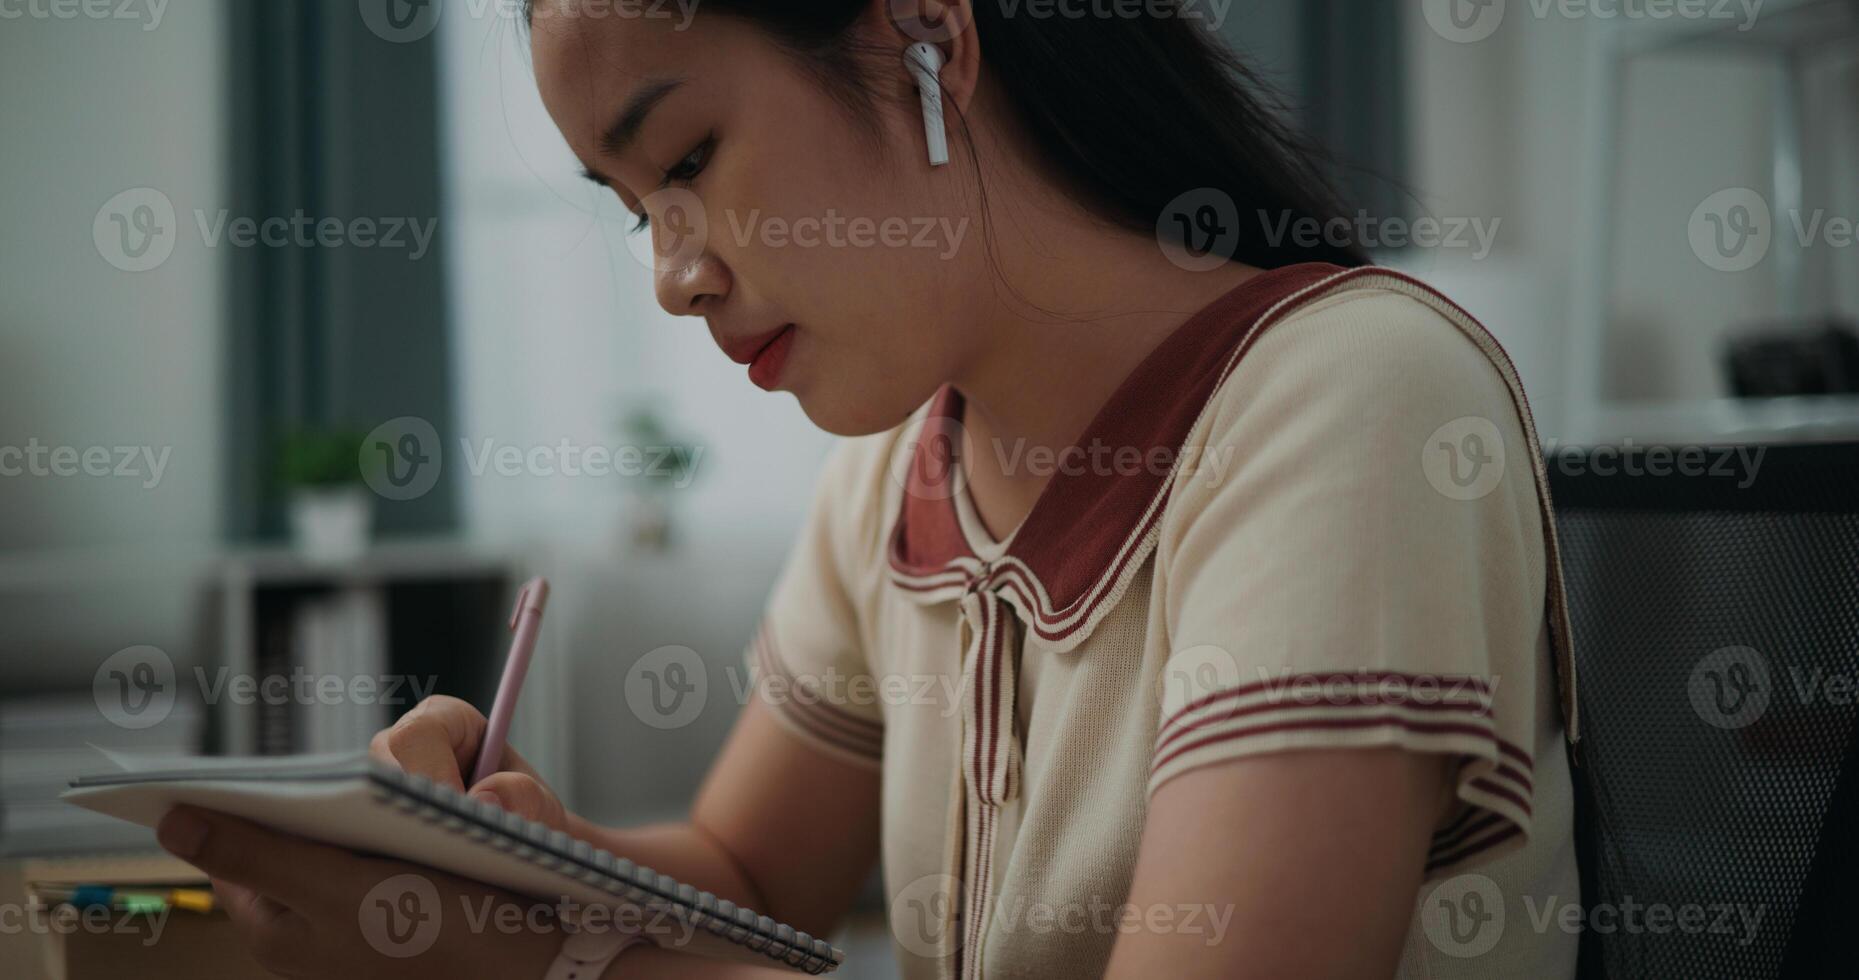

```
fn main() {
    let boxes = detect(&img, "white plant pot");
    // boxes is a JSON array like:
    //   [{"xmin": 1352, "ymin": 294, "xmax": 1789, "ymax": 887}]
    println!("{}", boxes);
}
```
[
  {"xmin": 289, "ymin": 486, "xmax": 372, "ymax": 562},
  {"xmin": 628, "ymin": 490, "xmax": 676, "ymax": 553}
]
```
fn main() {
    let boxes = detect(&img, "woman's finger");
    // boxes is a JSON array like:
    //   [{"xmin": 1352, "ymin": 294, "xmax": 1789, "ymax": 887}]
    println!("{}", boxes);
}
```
[
  {"xmin": 373, "ymin": 695, "xmax": 548, "ymax": 790},
  {"xmin": 211, "ymin": 875, "xmax": 292, "ymax": 933},
  {"xmin": 468, "ymin": 770, "xmax": 568, "ymax": 832},
  {"xmin": 209, "ymin": 876, "xmax": 263, "ymax": 916},
  {"xmin": 156, "ymin": 806, "xmax": 350, "ymax": 913},
  {"xmin": 371, "ymin": 696, "xmax": 485, "ymax": 792},
  {"xmin": 211, "ymin": 874, "xmax": 317, "ymax": 978}
]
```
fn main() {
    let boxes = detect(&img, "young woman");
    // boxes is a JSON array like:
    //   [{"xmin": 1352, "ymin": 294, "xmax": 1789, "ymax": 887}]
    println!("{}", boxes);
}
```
[{"xmin": 157, "ymin": 2, "xmax": 1580, "ymax": 977}]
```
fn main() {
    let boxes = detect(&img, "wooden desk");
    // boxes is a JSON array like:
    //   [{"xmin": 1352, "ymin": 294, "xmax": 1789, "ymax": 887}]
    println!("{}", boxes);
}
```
[{"xmin": 0, "ymin": 854, "xmax": 266, "ymax": 980}]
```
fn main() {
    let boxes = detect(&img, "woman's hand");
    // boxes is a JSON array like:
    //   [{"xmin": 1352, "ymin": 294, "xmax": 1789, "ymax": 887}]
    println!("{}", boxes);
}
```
[
  {"xmin": 148, "ymin": 701, "xmax": 638, "ymax": 978},
  {"xmin": 370, "ymin": 694, "xmax": 571, "ymax": 833},
  {"xmin": 155, "ymin": 805, "xmax": 564, "ymax": 979}
]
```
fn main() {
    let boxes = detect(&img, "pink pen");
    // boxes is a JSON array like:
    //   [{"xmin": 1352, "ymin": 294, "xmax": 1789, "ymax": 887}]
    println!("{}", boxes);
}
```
[{"xmin": 471, "ymin": 576, "xmax": 550, "ymax": 786}]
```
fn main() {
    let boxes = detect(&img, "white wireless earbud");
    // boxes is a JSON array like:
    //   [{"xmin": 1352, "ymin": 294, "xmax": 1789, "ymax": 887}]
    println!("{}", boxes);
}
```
[{"xmin": 905, "ymin": 42, "xmax": 949, "ymax": 167}]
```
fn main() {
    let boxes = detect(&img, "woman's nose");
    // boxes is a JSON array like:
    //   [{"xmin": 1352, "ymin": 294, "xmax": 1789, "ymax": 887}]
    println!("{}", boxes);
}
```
[{"xmin": 650, "ymin": 221, "xmax": 727, "ymax": 316}]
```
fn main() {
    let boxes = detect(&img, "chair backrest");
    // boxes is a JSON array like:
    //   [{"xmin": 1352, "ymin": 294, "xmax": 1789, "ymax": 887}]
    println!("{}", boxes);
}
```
[{"xmin": 1548, "ymin": 441, "xmax": 1859, "ymax": 980}]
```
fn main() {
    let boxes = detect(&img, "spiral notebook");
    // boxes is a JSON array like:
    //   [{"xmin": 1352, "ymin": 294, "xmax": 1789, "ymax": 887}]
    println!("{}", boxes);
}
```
[{"xmin": 63, "ymin": 754, "xmax": 843, "ymax": 974}]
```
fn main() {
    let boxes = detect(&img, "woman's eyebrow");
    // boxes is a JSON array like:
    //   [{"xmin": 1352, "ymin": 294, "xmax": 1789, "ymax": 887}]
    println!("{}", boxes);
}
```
[{"xmin": 598, "ymin": 77, "xmax": 684, "ymax": 157}]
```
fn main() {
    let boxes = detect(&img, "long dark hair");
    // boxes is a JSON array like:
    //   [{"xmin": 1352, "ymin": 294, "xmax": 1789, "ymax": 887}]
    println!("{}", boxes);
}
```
[{"xmin": 526, "ymin": 1, "xmax": 1369, "ymax": 269}]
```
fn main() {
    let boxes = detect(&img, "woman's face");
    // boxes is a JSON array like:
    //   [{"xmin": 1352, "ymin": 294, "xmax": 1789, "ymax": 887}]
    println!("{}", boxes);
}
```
[{"xmin": 531, "ymin": 6, "xmax": 981, "ymax": 436}]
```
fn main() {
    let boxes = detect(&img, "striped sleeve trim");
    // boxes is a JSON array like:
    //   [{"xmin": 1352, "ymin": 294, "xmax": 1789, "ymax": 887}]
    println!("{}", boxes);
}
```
[
  {"xmin": 1147, "ymin": 672, "xmax": 1533, "ymax": 875},
  {"xmin": 749, "ymin": 622, "xmax": 885, "ymax": 769}
]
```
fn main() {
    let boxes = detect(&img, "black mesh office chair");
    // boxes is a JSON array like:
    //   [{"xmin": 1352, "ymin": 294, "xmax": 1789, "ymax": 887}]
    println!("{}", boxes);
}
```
[{"xmin": 1549, "ymin": 440, "xmax": 1859, "ymax": 980}]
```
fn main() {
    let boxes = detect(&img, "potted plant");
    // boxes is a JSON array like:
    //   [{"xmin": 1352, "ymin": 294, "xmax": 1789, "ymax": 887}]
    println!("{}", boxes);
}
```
[
  {"xmin": 615, "ymin": 404, "xmax": 703, "ymax": 552},
  {"xmin": 277, "ymin": 428, "xmax": 371, "ymax": 562}
]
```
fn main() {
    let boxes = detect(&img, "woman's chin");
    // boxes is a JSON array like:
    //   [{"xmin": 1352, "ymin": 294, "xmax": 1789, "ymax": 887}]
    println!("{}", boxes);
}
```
[
  {"xmin": 799, "ymin": 401, "xmax": 895, "ymax": 438},
  {"xmin": 794, "ymin": 388, "xmax": 929, "ymax": 439}
]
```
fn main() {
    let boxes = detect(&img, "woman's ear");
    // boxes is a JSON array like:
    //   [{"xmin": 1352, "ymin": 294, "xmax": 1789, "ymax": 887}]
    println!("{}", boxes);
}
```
[{"xmin": 882, "ymin": 0, "xmax": 981, "ymax": 115}]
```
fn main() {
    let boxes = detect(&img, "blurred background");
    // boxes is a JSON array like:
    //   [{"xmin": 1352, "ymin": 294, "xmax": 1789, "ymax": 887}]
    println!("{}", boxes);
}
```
[{"xmin": 2, "ymin": 0, "xmax": 1856, "ymax": 972}]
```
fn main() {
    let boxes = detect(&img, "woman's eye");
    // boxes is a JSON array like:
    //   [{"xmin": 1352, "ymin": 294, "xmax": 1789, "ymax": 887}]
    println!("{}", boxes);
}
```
[
  {"xmin": 625, "ymin": 135, "xmax": 715, "ymax": 235},
  {"xmin": 664, "ymin": 136, "xmax": 714, "ymax": 185}
]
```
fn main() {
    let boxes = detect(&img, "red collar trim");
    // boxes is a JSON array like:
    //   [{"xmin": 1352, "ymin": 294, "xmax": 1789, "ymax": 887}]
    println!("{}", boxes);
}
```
[{"xmin": 886, "ymin": 262, "xmax": 1352, "ymax": 642}]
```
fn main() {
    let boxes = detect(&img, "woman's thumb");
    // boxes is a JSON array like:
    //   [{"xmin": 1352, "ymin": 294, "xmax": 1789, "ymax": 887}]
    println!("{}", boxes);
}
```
[{"xmin": 468, "ymin": 771, "xmax": 568, "ymax": 832}]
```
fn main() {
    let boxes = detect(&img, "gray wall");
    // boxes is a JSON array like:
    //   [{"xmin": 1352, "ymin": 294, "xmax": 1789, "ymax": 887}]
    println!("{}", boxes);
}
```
[{"xmin": 0, "ymin": 0, "xmax": 226, "ymax": 689}]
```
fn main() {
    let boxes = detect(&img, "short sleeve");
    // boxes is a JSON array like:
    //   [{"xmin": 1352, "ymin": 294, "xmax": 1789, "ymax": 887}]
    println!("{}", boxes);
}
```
[
  {"xmin": 1147, "ymin": 289, "xmax": 1555, "ymax": 877},
  {"xmin": 744, "ymin": 438, "xmax": 889, "ymax": 770}
]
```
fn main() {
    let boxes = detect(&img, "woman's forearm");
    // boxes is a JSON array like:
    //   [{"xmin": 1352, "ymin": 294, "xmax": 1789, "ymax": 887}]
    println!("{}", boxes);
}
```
[
  {"xmin": 560, "ymin": 821, "xmax": 819, "ymax": 980},
  {"xmin": 570, "ymin": 818, "xmax": 770, "ymax": 916}
]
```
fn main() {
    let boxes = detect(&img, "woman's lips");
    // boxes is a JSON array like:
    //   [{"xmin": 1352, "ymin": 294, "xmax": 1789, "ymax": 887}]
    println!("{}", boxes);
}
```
[{"xmin": 746, "ymin": 324, "xmax": 796, "ymax": 391}]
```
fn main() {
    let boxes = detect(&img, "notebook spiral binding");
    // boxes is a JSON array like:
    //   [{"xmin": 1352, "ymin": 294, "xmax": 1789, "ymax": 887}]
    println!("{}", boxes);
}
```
[{"xmin": 366, "ymin": 765, "xmax": 843, "ymax": 975}]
